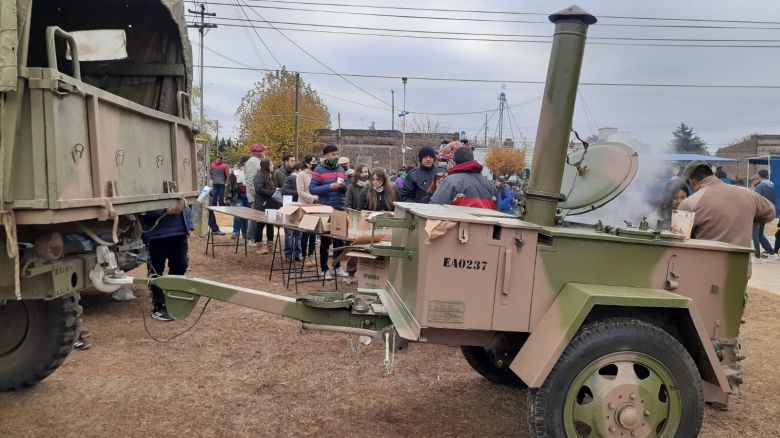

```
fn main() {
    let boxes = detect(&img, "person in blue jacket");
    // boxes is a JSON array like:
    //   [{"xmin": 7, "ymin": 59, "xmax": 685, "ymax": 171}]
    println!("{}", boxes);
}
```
[
  {"xmin": 496, "ymin": 176, "xmax": 516, "ymax": 215},
  {"xmin": 139, "ymin": 203, "xmax": 194, "ymax": 321},
  {"xmin": 309, "ymin": 144, "xmax": 349, "ymax": 279}
]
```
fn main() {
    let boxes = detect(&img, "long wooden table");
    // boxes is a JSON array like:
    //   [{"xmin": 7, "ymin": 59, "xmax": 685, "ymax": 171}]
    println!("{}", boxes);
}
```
[{"xmin": 206, "ymin": 206, "xmax": 353, "ymax": 290}]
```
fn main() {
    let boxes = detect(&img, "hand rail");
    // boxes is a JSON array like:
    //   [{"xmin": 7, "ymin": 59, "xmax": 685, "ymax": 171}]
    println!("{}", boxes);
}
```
[
  {"xmin": 45, "ymin": 26, "xmax": 81, "ymax": 80},
  {"xmin": 177, "ymin": 91, "xmax": 191, "ymax": 119}
]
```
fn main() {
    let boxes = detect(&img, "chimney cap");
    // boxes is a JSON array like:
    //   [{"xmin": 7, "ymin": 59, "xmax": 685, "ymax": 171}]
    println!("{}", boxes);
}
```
[{"xmin": 549, "ymin": 5, "xmax": 597, "ymax": 25}]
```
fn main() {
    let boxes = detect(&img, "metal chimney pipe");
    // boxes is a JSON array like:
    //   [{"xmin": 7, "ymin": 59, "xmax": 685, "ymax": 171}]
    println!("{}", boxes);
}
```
[{"xmin": 523, "ymin": 6, "xmax": 596, "ymax": 226}]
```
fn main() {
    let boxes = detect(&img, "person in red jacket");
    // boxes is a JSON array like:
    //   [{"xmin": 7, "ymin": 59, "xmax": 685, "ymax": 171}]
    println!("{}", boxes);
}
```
[{"xmin": 430, "ymin": 147, "xmax": 498, "ymax": 210}]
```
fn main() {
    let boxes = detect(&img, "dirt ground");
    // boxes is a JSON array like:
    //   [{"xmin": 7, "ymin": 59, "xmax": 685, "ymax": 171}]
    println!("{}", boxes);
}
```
[{"xmin": 1, "ymin": 231, "xmax": 779, "ymax": 437}]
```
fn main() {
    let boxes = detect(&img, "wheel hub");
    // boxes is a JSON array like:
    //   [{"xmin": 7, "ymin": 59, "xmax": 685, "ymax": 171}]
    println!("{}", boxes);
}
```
[
  {"xmin": 0, "ymin": 300, "xmax": 30, "ymax": 356},
  {"xmin": 564, "ymin": 353, "xmax": 680, "ymax": 438}
]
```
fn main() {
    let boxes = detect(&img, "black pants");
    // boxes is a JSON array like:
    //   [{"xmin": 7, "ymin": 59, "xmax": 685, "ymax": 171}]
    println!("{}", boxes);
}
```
[
  {"xmin": 208, "ymin": 184, "xmax": 226, "ymax": 231},
  {"xmin": 319, "ymin": 236, "xmax": 344, "ymax": 272},
  {"xmin": 301, "ymin": 232, "xmax": 316, "ymax": 257},
  {"xmin": 147, "ymin": 235, "xmax": 189, "ymax": 309}
]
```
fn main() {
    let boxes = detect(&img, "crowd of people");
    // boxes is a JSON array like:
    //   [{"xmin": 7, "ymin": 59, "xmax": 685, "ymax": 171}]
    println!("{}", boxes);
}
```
[{"xmin": 201, "ymin": 138, "xmax": 517, "ymax": 287}]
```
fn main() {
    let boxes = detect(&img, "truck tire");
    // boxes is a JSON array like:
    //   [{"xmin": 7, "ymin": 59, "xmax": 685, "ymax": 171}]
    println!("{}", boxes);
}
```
[
  {"xmin": 528, "ymin": 317, "xmax": 703, "ymax": 438},
  {"xmin": 0, "ymin": 294, "xmax": 82, "ymax": 391},
  {"xmin": 461, "ymin": 346, "xmax": 527, "ymax": 389}
]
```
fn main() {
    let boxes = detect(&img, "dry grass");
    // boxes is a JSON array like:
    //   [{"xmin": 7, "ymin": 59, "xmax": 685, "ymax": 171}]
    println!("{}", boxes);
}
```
[{"xmin": 0, "ymin": 234, "xmax": 778, "ymax": 437}]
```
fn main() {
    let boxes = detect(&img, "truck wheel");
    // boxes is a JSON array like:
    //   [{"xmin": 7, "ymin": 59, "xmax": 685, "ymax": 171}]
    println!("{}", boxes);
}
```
[
  {"xmin": 528, "ymin": 317, "xmax": 702, "ymax": 438},
  {"xmin": 461, "ymin": 346, "xmax": 527, "ymax": 389},
  {"xmin": 0, "ymin": 294, "xmax": 82, "ymax": 391}
]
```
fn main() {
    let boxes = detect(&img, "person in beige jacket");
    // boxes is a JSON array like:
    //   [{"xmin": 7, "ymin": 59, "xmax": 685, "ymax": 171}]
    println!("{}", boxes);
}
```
[
  {"xmin": 678, "ymin": 160, "xmax": 775, "ymax": 249},
  {"xmin": 296, "ymin": 154, "xmax": 319, "ymax": 266}
]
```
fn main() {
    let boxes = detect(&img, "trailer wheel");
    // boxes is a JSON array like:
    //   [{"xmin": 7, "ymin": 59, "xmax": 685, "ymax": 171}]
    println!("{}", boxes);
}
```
[
  {"xmin": 528, "ymin": 317, "xmax": 703, "ymax": 438},
  {"xmin": 461, "ymin": 346, "xmax": 527, "ymax": 389},
  {"xmin": 0, "ymin": 294, "xmax": 82, "ymax": 391}
]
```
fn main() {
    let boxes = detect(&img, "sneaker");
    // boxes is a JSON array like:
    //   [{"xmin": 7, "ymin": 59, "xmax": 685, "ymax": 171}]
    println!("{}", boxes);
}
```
[
  {"xmin": 247, "ymin": 239, "xmax": 257, "ymax": 247},
  {"xmin": 305, "ymin": 258, "xmax": 317, "ymax": 267},
  {"xmin": 152, "ymin": 308, "xmax": 174, "ymax": 321},
  {"xmin": 74, "ymin": 337, "xmax": 91, "ymax": 350},
  {"xmin": 295, "ymin": 255, "xmax": 304, "ymax": 262},
  {"xmin": 284, "ymin": 256, "xmax": 292, "ymax": 263},
  {"xmin": 334, "ymin": 268, "xmax": 349, "ymax": 278},
  {"xmin": 79, "ymin": 330, "xmax": 92, "ymax": 338},
  {"xmin": 322, "ymin": 270, "xmax": 333, "ymax": 280},
  {"xmin": 257, "ymin": 245, "xmax": 269, "ymax": 255},
  {"xmin": 212, "ymin": 230, "xmax": 226, "ymax": 236},
  {"xmin": 343, "ymin": 277, "xmax": 354, "ymax": 285},
  {"xmin": 751, "ymin": 256, "xmax": 764, "ymax": 264},
  {"xmin": 231, "ymin": 233, "xmax": 239, "ymax": 240}
]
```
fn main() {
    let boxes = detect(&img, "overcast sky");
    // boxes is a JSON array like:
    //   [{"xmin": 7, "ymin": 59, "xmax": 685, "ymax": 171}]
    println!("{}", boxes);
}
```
[{"xmin": 188, "ymin": 0, "xmax": 780, "ymax": 153}]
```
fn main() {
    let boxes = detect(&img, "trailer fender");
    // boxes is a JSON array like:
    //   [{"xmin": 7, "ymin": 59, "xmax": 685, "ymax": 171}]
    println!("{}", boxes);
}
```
[{"xmin": 511, "ymin": 282, "xmax": 730, "ymax": 394}]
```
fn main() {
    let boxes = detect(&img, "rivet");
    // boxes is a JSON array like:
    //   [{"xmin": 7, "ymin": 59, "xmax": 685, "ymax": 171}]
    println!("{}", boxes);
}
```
[
  {"xmin": 608, "ymin": 403, "xmax": 615, "ymax": 409},
  {"xmin": 644, "ymin": 410, "xmax": 650, "ymax": 417},
  {"xmin": 609, "ymin": 426, "xmax": 616, "ymax": 432},
  {"xmin": 631, "ymin": 432, "xmax": 637, "ymax": 437},
  {"xmin": 629, "ymin": 393, "xmax": 636, "ymax": 400}
]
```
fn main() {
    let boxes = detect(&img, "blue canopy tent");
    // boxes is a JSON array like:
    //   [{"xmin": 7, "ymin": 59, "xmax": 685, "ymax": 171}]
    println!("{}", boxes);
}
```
[{"xmin": 747, "ymin": 155, "xmax": 780, "ymax": 216}]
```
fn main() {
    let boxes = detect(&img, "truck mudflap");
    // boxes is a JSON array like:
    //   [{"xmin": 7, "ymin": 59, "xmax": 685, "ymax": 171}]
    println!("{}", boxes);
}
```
[
  {"xmin": 510, "ymin": 283, "xmax": 732, "ymax": 397},
  {"xmin": 135, "ymin": 275, "xmax": 394, "ymax": 335}
]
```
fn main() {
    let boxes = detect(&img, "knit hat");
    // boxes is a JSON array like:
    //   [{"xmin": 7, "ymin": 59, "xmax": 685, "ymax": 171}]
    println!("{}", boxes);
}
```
[
  {"xmin": 250, "ymin": 143, "xmax": 267, "ymax": 153},
  {"xmin": 453, "ymin": 146, "xmax": 474, "ymax": 164},
  {"xmin": 338, "ymin": 156, "xmax": 350, "ymax": 166},
  {"xmin": 418, "ymin": 146, "xmax": 436, "ymax": 161}
]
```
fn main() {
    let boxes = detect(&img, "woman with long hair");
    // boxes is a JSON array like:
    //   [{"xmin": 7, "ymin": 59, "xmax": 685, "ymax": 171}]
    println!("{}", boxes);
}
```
[
  {"xmin": 426, "ymin": 166, "xmax": 448, "ymax": 197},
  {"xmin": 360, "ymin": 168, "xmax": 397, "ymax": 211},
  {"xmin": 659, "ymin": 180, "xmax": 688, "ymax": 229},
  {"xmin": 345, "ymin": 164, "xmax": 370, "ymax": 210},
  {"xmin": 252, "ymin": 159, "xmax": 278, "ymax": 254}
]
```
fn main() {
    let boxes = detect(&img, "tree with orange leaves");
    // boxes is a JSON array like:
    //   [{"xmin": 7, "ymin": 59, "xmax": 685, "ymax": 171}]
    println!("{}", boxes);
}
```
[
  {"xmin": 484, "ymin": 146, "xmax": 526, "ymax": 179},
  {"xmin": 235, "ymin": 68, "xmax": 331, "ymax": 163}
]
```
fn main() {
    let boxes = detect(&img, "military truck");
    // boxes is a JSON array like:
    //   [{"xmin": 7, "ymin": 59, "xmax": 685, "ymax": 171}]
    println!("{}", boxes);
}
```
[
  {"xmin": 0, "ymin": 0, "xmax": 198, "ymax": 390},
  {"xmin": 29, "ymin": 5, "xmax": 748, "ymax": 437}
]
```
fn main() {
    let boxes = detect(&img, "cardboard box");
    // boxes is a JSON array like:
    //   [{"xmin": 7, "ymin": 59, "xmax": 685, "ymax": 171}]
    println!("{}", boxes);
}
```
[
  {"xmin": 299, "ymin": 213, "xmax": 331, "ymax": 233},
  {"xmin": 330, "ymin": 211, "xmax": 349, "ymax": 238},
  {"xmin": 339, "ymin": 248, "xmax": 389, "ymax": 290},
  {"xmin": 278, "ymin": 204, "xmax": 333, "ymax": 227},
  {"xmin": 345, "ymin": 209, "xmax": 392, "ymax": 241}
]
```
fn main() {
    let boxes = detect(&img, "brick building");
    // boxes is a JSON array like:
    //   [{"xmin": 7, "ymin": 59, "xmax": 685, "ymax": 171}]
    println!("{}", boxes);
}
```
[
  {"xmin": 716, "ymin": 135, "xmax": 780, "ymax": 180},
  {"xmin": 316, "ymin": 129, "xmax": 454, "ymax": 171}
]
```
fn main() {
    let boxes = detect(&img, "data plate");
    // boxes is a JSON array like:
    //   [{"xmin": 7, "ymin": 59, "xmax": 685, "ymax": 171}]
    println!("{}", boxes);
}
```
[{"xmin": 428, "ymin": 300, "xmax": 465, "ymax": 323}]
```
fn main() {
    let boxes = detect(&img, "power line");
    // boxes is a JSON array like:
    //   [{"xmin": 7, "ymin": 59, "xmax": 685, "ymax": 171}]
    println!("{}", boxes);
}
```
[
  {"xmin": 194, "ymin": 64, "xmax": 780, "ymax": 89},
  {"xmin": 195, "ymin": 20, "xmax": 780, "ymax": 48},
  {"xmin": 232, "ymin": 0, "xmax": 283, "ymax": 67},
  {"xmin": 238, "ymin": 0, "xmax": 780, "ymax": 27},
  {"xmin": 185, "ymin": 1, "xmax": 780, "ymax": 30},
  {"xmin": 234, "ymin": 0, "xmax": 391, "ymax": 108},
  {"xmin": 190, "ymin": 15, "xmax": 780, "ymax": 43}
]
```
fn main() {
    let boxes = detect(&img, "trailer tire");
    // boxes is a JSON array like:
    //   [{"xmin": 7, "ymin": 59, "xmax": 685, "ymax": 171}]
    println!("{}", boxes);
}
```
[
  {"xmin": 0, "ymin": 294, "xmax": 82, "ymax": 391},
  {"xmin": 528, "ymin": 317, "xmax": 703, "ymax": 438},
  {"xmin": 461, "ymin": 346, "xmax": 527, "ymax": 389}
]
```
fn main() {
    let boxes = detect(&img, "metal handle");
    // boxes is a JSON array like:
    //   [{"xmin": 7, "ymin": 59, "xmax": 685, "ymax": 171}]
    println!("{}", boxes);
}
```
[
  {"xmin": 45, "ymin": 26, "xmax": 81, "ymax": 80},
  {"xmin": 369, "ymin": 216, "xmax": 414, "ymax": 229},
  {"xmin": 177, "ymin": 91, "xmax": 191, "ymax": 119}
]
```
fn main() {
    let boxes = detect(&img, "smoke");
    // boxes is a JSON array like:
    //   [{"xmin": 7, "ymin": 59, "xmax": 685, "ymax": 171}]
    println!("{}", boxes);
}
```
[{"xmin": 570, "ymin": 157, "xmax": 680, "ymax": 228}]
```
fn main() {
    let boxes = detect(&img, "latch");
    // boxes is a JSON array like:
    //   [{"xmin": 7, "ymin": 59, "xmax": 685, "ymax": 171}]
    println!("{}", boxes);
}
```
[
  {"xmin": 665, "ymin": 255, "xmax": 679, "ymax": 290},
  {"xmin": 28, "ymin": 78, "xmax": 83, "ymax": 97}
]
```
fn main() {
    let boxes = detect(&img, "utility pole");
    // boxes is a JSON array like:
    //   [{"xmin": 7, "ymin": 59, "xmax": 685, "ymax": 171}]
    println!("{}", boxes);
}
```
[
  {"xmin": 215, "ymin": 120, "xmax": 220, "ymax": 157},
  {"xmin": 497, "ymin": 90, "xmax": 506, "ymax": 144},
  {"xmin": 337, "ymin": 113, "xmax": 342, "ymax": 148},
  {"xmin": 188, "ymin": 3, "xmax": 216, "ymax": 232},
  {"xmin": 401, "ymin": 77, "xmax": 407, "ymax": 167},
  {"xmin": 391, "ymin": 89, "xmax": 395, "ymax": 131},
  {"xmin": 484, "ymin": 113, "xmax": 488, "ymax": 148},
  {"xmin": 294, "ymin": 72, "xmax": 301, "ymax": 160}
]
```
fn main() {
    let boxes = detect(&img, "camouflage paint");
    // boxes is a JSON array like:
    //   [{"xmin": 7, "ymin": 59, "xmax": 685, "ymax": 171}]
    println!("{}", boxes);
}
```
[{"xmin": 141, "ymin": 276, "xmax": 393, "ymax": 332}]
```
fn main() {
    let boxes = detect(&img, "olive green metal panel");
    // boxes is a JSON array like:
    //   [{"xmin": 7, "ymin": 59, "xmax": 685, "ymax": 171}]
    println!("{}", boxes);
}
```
[
  {"xmin": 512, "ymin": 283, "xmax": 690, "ymax": 388},
  {"xmin": 0, "ymin": 255, "xmax": 85, "ymax": 300},
  {"xmin": 0, "ymin": 1, "xmax": 17, "ymax": 92}
]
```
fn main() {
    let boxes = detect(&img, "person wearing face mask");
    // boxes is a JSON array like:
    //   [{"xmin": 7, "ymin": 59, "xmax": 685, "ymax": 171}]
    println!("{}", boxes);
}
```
[
  {"xmin": 401, "ymin": 146, "xmax": 437, "ymax": 203},
  {"xmin": 345, "ymin": 164, "xmax": 370, "ymax": 210},
  {"xmin": 297, "ymin": 155, "xmax": 319, "ymax": 267},
  {"xmin": 309, "ymin": 145, "xmax": 350, "ymax": 279},
  {"xmin": 359, "ymin": 168, "xmax": 398, "ymax": 212}
]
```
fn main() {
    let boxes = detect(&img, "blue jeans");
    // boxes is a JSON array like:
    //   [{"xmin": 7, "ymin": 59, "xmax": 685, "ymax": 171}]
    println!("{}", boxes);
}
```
[
  {"xmin": 753, "ymin": 223, "xmax": 774, "ymax": 256},
  {"xmin": 284, "ymin": 229, "xmax": 302, "ymax": 259},
  {"xmin": 231, "ymin": 194, "xmax": 249, "ymax": 237}
]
